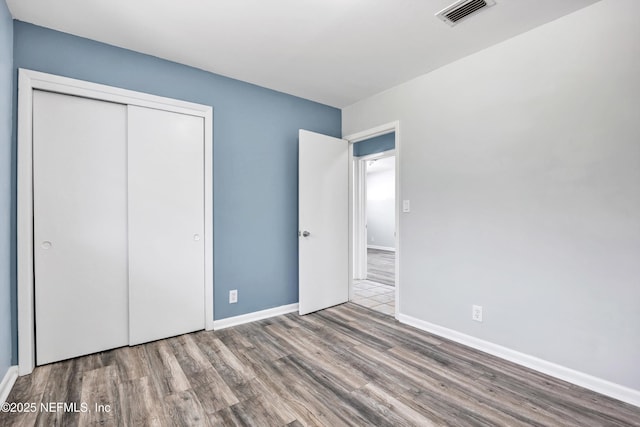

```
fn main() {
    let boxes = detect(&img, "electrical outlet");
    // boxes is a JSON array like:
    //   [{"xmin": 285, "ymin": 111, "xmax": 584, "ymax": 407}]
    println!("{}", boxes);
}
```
[
  {"xmin": 229, "ymin": 289, "xmax": 238, "ymax": 304},
  {"xmin": 472, "ymin": 305, "xmax": 483, "ymax": 322}
]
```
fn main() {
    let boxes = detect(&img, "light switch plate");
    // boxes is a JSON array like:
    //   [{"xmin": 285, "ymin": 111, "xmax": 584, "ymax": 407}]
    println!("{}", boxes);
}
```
[{"xmin": 402, "ymin": 200, "xmax": 410, "ymax": 213}]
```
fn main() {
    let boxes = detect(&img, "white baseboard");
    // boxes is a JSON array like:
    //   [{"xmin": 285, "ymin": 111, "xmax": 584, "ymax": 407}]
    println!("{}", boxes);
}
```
[
  {"xmin": 0, "ymin": 366, "xmax": 18, "ymax": 405},
  {"xmin": 398, "ymin": 313, "xmax": 640, "ymax": 408},
  {"xmin": 213, "ymin": 303, "xmax": 299, "ymax": 330},
  {"xmin": 367, "ymin": 245, "xmax": 395, "ymax": 252}
]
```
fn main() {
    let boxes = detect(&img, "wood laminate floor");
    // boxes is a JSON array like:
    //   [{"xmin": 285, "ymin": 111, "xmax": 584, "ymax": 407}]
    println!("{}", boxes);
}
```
[
  {"xmin": 2, "ymin": 303, "xmax": 639, "ymax": 426},
  {"xmin": 367, "ymin": 248, "xmax": 395, "ymax": 286}
]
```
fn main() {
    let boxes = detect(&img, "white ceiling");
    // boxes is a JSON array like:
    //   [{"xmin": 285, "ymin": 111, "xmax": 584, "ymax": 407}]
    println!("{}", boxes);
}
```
[{"xmin": 6, "ymin": 0, "xmax": 600, "ymax": 108}]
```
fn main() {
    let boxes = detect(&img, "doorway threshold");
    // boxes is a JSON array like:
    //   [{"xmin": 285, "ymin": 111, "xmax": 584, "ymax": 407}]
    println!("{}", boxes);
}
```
[{"xmin": 351, "ymin": 280, "xmax": 395, "ymax": 316}]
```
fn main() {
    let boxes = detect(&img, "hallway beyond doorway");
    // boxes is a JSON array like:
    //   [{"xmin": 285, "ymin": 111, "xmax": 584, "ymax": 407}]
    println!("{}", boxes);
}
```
[
  {"xmin": 366, "ymin": 248, "xmax": 395, "ymax": 286},
  {"xmin": 353, "ymin": 248, "xmax": 395, "ymax": 316}
]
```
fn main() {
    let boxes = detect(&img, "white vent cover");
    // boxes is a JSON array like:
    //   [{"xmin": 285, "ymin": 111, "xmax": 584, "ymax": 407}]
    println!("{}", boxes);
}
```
[{"xmin": 436, "ymin": 0, "xmax": 496, "ymax": 26}]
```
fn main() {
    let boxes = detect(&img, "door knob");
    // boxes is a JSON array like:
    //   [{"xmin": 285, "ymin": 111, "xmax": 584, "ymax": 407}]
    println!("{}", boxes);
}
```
[
  {"xmin": 41, "ymin": 241, "xmax": 52, "ymax": 249},
  {"xmin": 302, "ymin": 231, "xmax": 310, "ymax": 237}
]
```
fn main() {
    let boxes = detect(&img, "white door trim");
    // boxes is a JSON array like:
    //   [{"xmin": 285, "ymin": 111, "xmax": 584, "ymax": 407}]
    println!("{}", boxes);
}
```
[
  {"xmin": 352, "ymin": 155, "xmax": 367, "ymax": 280},
  {"xmin": 344, "ymin": 121, "xmax": 400, "ymax": 318},
  {"xmin": 17, "ymin": 69, "xmax": 214, "ymax": 375}
]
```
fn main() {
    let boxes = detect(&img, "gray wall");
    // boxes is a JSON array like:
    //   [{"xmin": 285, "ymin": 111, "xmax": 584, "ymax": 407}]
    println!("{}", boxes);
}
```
[
  {"xmin": 367, "ymin": 160, "xmax": 395, "ymax": 249},
  {"xmin": 0, "ymin": 0, "xmax": 13, "ymax": 378},
  {"xmin": 343, "ymin": 0, "xmax": 640, "ymax": 390}
]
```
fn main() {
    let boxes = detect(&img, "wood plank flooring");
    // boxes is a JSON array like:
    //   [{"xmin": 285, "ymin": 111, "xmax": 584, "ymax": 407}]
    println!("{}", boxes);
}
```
[
  {"xmin": 2, "ymin": 303, "xmax": 639, "ymax": 426},
  {"xmin": 367, "ymin": 248, "xmax": 395, "ymax": 286}
]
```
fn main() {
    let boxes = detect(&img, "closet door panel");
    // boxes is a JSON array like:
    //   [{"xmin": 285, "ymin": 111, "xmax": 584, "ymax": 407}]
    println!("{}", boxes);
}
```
[
  {"xmin": 33, "ymin": 90, "xmax": 129, "ymax": 365},
  {"xmin": 128, "ymin": 106, "xmax": 205, "ymax": 345}
]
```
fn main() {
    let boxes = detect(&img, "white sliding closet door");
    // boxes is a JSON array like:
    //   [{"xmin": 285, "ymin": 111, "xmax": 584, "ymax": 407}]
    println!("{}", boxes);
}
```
[
  {"xmin": 127, "ymin": 106, "xmax": 205, "ymax": 345},
  {"xmin": 33, "ymin": 90, "xmax": 129, "ymax": 365}
]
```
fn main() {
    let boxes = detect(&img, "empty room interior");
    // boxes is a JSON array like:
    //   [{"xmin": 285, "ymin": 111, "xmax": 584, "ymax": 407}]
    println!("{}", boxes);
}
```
[{"xmin": 0, "ymin": 0, "xmax": 639, "ymax": 425}]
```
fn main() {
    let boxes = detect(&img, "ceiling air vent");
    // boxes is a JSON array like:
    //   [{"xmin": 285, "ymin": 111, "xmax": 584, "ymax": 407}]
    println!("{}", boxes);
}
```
[{"xmin": 435, "ymin": 0, "xmax": 496, "ymax": 26}]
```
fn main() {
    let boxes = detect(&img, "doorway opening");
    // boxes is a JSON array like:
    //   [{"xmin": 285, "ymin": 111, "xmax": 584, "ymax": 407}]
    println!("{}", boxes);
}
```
[{"xmin": 346, "ymin": 125, "xmax": 399, "ymax": 318}]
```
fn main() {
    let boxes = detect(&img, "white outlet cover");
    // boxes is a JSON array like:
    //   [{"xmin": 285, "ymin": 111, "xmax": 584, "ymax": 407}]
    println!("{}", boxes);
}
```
[
  {"xmin": 472, "ymin": 305, "xmax": 483, "ymax": 322},
  {"xmin": 229, "ymin": 290, "xmax": 238, "ymax": 303}
]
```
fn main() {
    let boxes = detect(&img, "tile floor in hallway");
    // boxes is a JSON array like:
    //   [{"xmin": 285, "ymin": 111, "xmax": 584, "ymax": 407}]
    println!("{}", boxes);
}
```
[{"xmin": 352, "ymin": 279, "xmax": 395, "ymax": 316}]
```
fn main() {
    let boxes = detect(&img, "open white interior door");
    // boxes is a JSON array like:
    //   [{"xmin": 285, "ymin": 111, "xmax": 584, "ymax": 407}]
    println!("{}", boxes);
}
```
[{"xmin": 298, "ymin": 130, "xmax": 349, "ymax": 315}]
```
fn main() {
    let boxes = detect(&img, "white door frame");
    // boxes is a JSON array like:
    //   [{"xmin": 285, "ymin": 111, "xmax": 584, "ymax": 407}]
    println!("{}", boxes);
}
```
[
  {"xmin": 17, "ymin": 69, "xmax": 214, "ymax": 375},
  {"xmin": 344, "ymin": 121, "xmax": 400, "ymax": 318}
]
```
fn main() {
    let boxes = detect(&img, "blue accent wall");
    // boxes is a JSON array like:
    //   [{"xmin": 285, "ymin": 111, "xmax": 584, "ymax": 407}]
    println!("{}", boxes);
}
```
[
  {"xmin": 0, "ymin": 0, "xmax": 13, "ymax": 373},
  {"xmin": 353, "ymin": 132, "xmax": 395, "ymax": 157},
  {"xmin": 12, "ymin": 22, "xmax": 341, "ymax": 329}
]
